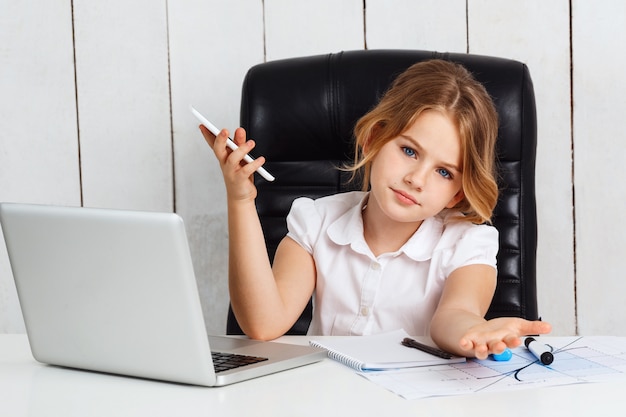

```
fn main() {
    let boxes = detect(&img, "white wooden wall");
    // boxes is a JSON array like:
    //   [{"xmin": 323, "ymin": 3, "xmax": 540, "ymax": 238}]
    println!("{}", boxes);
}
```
[
  {"xmin": 0, "ymin": 0, "xmax": 623, "ymax": 337},
  {"xmin": 572, "ymin": 0, "xmax": 626, "ymax": 335}
]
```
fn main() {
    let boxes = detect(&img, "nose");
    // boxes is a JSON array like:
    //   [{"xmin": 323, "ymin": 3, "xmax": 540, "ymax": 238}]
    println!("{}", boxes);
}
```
[{"xmin": 404, "ymin": 165, "xmax": 428, "ymax": 190}]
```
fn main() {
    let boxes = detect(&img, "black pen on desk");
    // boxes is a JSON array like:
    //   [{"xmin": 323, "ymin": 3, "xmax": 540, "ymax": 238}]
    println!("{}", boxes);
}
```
[{"xmin": 401, "ymin": 337, "xmax": 454, "ymax": 359}]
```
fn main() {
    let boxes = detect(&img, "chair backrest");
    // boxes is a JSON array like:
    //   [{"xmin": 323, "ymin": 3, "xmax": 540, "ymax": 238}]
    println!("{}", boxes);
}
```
[{"xmin": 227, "ymin": 49, "xmax": 539, "ymax": 335}]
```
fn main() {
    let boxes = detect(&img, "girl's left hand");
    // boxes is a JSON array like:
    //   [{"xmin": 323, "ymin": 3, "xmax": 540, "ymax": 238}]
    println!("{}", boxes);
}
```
[{"xmin": 459, "ymin": 317, "xmax": 552, "ymax": 360}]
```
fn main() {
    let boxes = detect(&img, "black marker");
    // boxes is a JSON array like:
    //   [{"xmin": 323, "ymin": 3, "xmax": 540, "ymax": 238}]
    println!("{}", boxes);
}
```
[
  {"xmin": 525, "ymin": 337, "xmax": 554, "ymax": 365},
  {"xmin": 401, "ymin": 338, "xmax": 454, "ymax": 359}
]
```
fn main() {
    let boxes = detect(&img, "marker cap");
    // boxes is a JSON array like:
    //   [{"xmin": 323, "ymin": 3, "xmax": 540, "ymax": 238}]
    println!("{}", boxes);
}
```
[{"xmin": 491, "ymin": 348, "xmax": 513, "ymax": 361}]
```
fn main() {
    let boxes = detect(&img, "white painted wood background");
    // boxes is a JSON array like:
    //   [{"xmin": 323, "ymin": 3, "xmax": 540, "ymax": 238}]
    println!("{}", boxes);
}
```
[{"xmin": 0, "ymin": 0, "xmax": 621, "ymax": 336}]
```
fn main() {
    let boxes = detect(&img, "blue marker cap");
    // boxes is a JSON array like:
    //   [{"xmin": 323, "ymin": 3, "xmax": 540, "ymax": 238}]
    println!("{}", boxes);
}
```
[{"xmin": 491, "ymin": 348, "xmax": 513, "ymax": 361}]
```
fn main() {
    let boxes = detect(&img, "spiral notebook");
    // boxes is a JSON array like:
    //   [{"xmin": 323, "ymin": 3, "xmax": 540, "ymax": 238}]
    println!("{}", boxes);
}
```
[{"xmin": 309, "ymin": 329, "xmax": 465, "ymax": 371}]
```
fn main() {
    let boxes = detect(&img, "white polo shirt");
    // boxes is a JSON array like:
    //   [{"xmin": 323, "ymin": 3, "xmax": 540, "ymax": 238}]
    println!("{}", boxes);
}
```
[{"xmin": 286, "ymin": 191, "xmax": 498, "ymax": 337}]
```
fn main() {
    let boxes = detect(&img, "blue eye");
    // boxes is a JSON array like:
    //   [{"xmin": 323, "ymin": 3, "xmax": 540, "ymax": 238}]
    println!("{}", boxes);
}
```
[
  {"xmin": 437, "ymin": 168, "xmax": 452, "ymax": 179},
  {"xmin": 402, "ymin": 147, "xmax": 416, "ymax": 158}
]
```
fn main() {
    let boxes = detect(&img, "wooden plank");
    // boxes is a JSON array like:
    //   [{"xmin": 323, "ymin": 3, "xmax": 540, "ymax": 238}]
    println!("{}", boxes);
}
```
[
  {"xmin": 0, "ymin": 3, "xmax": 80, "ymax": 205},
  {"xmin": 366, "ymin": 0, "xmax": 467, "ymax": 52},
  {"xmin": 73, "ymin": 0, "xmax": 172, "ymax": 211},
  {"xmin": 468, "ymin": 0, "xmax": 575, "ymax": 334},
  {"xmin": 0, "ymin": 2, "xmax": 79, "ymax": 332},
  {"xmin": 264, "ymin": 0, "xmax": 365, "ymax": 61},
  {"xmin": 572, "ymin": 0, "xmax": 626, "ymax": 335},
  {"xmin": 168, "ymin": 0, "xmax": 265, "ymax": 335}
]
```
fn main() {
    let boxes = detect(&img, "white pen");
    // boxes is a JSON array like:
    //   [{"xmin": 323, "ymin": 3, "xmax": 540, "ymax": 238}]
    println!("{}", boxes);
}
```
[
  {"xmin": 524, "ymin": 337, "xmax": 554, "ymax": 365},
  {"xmin": 190, "ymin": 106, "xmax": 275, "ymax": 182}
]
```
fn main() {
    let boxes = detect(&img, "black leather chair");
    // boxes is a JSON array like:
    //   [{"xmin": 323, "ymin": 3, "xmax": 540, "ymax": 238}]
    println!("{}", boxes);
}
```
[{"xmin": 227, "ymin": 49, "xmax": 539, "ymax": 335}]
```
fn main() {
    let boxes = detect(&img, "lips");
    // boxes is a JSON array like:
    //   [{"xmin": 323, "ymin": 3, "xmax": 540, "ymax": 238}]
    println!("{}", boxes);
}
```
[{"xmin": 392, "ymin": 188, "xmax": 419, "ymax": 205}]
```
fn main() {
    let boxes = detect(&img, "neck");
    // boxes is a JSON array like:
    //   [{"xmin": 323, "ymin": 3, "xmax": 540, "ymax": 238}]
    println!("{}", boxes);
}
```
[{"xmin": 361, "ymin": 198, "xmax": 423, "ymax": 257}]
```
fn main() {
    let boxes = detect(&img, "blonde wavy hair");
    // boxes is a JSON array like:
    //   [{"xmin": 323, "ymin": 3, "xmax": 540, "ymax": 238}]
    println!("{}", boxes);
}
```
[{"xmin": 348, "ymin": 59, "xmax": 499, "ymax": 224}]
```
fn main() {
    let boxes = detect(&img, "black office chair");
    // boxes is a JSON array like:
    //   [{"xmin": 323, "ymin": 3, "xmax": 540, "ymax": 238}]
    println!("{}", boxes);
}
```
[{"xmin": 227, "ymin": 49, "xmax": 539, "ymax": 335}]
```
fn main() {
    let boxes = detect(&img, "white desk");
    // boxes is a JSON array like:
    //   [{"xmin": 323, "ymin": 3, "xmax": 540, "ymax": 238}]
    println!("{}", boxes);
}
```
[{"xmin": 2, "ymin": 334, "xmax": 625, "ymax": 416}]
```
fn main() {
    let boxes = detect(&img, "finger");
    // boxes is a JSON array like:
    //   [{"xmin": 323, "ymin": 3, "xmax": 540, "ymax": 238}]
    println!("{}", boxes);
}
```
[
  {"xmin": 521, "ymin": 320, "xmax": 552, "ymax": 337},
  {"xmin": 462, "ymin": 338, "xmax": 488, "ymax": 359},
  {"xmin": 240, "ymin": 155, "xmax": 266, "ymax": 179},
  {"xmin": 211, "ymin": 129, "xmax": 233, "ymax": 162},
  {"xmin": 200, "ymin": 124, "xmax": 231, "ymax": 157},
  {"xmin": 459, "ymin": 338, "xmax": 472, "ymax": 350},
  {"xmin": 232, "ymin": 127, "xmax": 247, "ymax": 146},
  {"xmin": 226, "ymin": 140, "xmax": 265, "ymax": 177},
  {"xmin": 474, "ymin": 343, "xmax": 490, "ymax": 360},
  {"xmin": 535, "ymin": 321, "xmax": 553, "ymax": 335},
  {"xmin": 487, "ymin": 340, "xmax": 508, "ymax": 354},
  {"xmin": 502, "ymin": 335, "xmax": 523, "ymax": 348},
  {"xmin": 227, "ymin": 139, "xmax": 256, "ymax": 167},
  {"xmin": 199, "ymin": 124, "xmax": 217, "ymax": 147}
]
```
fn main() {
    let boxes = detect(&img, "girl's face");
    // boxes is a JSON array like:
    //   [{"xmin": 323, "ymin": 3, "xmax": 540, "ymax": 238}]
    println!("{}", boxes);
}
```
[{"xmin": 367, "ymin": 109, "xmax": 465, "ymax": 226}]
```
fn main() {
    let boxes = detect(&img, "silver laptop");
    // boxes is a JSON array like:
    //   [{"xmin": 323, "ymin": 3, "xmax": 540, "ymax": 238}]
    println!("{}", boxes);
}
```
[{"xmin": 0, "ymin": 202, "xmax": 326, "ymax": 386}]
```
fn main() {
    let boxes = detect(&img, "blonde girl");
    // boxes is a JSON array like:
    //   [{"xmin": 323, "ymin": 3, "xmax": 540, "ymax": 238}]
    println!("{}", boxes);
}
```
[{"xmin": 199, "ymin": 59, "xmax": 550, "ymax": 358}]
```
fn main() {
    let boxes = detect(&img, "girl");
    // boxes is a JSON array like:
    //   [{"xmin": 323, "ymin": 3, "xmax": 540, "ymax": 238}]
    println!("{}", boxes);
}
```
[{"xmin": 199, "ymin": 59, "xmax": 551, "ymax": 359}]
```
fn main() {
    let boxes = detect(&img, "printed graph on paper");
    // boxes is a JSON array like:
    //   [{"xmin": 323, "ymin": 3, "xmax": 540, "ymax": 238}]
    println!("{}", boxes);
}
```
[{"xmin": 359, "ymin": 336, "xmax": 626, "ymax": 399}]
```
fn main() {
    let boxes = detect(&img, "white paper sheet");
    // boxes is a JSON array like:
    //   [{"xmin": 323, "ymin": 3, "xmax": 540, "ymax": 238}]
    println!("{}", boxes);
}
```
[{"xmin": 358, "ymin": 336, "xmax": 626, "ymax": 399}]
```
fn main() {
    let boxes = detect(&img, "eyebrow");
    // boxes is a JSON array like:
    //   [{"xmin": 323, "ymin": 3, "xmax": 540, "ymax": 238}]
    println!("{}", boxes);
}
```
[{"xmin": 400, "ymin": 134, "xmax": 462, "ymax": 173}]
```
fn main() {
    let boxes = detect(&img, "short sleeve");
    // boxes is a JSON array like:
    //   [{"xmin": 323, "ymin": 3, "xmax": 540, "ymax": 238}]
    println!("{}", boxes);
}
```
[
  {"xmin": 285, "ymin": 197, "xmax": 321, "ymax": 254},
  {"xmin": 439, "ymin": 222, "xmax": 499, "ymax": 278}
]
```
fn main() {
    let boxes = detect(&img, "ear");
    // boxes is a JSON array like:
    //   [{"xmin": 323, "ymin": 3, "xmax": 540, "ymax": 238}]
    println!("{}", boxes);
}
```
[
  {"xmin": 445, "ymin": 189, "xmax": 465, "ymax": 209},
  {"xmin": 362, "ymin": 137, "xmax": 370, "ymax": 154},
  {"xmin": 362, "ymin": 124, "xmax": 382, "ymax": 154}
]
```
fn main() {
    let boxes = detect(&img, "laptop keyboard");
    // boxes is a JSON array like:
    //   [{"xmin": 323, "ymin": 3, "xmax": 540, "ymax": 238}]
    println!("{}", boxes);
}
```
[{"xmin": 211, "ymin": 351, "xmax": 269, "ymax": 373}]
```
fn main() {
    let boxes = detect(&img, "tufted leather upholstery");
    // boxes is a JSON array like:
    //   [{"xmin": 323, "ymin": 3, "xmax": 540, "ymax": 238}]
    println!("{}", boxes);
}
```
[{"xmin": 227, "ymin": 50, "xmax": 539, "ymax": 335}]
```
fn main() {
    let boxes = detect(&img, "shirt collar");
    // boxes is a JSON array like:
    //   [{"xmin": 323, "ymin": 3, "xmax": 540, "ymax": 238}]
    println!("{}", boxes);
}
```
[{"xmin": 327, "ymin": 193, "xmax": 443, "ymax": 261}]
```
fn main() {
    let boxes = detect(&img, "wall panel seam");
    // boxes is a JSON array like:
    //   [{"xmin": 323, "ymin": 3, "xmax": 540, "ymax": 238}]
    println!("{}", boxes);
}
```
[{"xmin": 70, "ymin": 0, "xmax": 84, "ymax": 207}]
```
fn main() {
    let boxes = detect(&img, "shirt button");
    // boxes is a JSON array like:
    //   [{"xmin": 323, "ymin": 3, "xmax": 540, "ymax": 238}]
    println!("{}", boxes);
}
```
[
  {"xmin": 371, "ymin": 262, "xmax": 381, "ymax": 270},
  {"xmin": 360, "ymin": 306, "xmax": 369, "ymax": 316}
]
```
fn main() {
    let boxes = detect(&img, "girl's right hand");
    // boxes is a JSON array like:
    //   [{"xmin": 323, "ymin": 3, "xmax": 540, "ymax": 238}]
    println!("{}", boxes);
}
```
[{"xmin": 198, "ymin": 125, "xmax": 267, "ymax": 202}]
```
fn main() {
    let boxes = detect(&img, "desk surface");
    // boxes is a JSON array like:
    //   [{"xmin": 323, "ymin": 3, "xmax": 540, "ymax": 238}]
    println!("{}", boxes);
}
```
[{"xmin": 2, "ymin": 334, "xmax": 625, "ymax": 416}]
